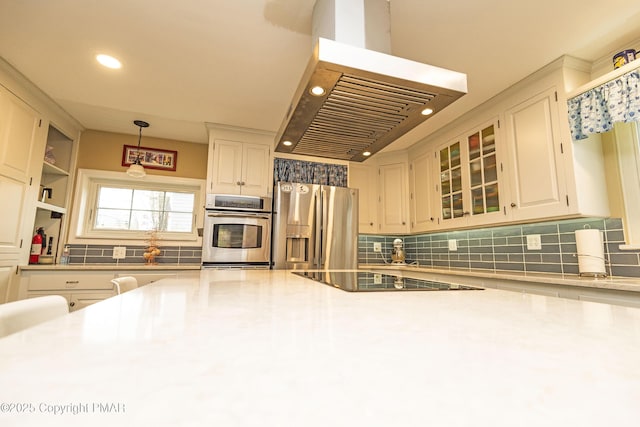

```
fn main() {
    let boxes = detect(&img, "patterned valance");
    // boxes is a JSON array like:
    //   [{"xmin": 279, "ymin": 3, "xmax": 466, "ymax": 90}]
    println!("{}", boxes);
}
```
[
  {"xmin": 568, "ymin": 69, "xmax": 640, "ymax": 140},
  {"xmin": 273, "ymin": 158, "xmax": 348, "ymax": 187}
]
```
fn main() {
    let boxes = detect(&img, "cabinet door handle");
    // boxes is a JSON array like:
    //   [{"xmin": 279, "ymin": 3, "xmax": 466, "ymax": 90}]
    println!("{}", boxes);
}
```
[
  {"xmin": 69, "ymin": 301, "xmax": 75, "ymax": 307},
  {"xmin": 510, "ymin": 203, "xmax": 517, "ymax": 208},
  {"xmin": 65, "ymin": 280, "xmax": 79, "ymax": 284},
  {"xmin": 236, "ymin": 181, "xmax": 242, "ymax": 186}
]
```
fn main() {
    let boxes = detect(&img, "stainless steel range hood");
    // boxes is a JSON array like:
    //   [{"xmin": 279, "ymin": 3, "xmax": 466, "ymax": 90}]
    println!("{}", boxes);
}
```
[{"xmin": 274, "ymin": 0, "xmax": 467, "ymax": 162}]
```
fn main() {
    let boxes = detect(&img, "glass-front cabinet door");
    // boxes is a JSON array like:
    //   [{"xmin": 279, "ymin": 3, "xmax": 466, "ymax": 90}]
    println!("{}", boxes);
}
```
[
  {"xmin": 437, "ymin": 118, "xmax": 505, "ymax": 227},
  {"xmin": 468, "ymin": 124, "xmax": 499, "ymax": 216},
  {"xmin": 439, "ymin": 141, "xmax": 464, "ymax": 221}
]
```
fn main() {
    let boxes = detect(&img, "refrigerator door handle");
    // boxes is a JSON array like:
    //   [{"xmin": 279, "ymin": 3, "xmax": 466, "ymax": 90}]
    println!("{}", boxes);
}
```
[
  {"xmin": 320, "ymin": 187, "xmax": 329, "ymax": 268},
  {"xmin": 313, "ymin": 190, "xmax": 322, "ymax": 268}
]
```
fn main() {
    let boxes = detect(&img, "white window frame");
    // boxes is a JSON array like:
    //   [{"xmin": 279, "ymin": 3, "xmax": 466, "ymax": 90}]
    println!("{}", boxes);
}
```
[
  {"xmin": 608, "ymin": 122, "xmax": 640, "ymax": 249},
  {"xmin": 68, "ymin": 169, "xmax": 205, "ymax": 245}
]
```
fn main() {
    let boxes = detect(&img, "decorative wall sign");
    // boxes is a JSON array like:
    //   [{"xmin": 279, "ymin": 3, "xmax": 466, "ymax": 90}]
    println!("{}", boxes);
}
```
[{"xmin": 122, "ymin": 145, "xmax": 177, "ymax": 171}]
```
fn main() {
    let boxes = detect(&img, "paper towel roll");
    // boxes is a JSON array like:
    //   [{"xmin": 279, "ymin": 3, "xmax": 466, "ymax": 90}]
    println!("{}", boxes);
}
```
[{"xmin": 575, "ymin": 229, "xmax": 606, "ymax": 276}]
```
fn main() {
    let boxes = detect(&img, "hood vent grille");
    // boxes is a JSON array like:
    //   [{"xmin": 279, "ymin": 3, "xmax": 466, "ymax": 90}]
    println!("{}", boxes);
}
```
[{"xmin": 293, "ymin": 74, "xmax": 436, "ymax": 160}]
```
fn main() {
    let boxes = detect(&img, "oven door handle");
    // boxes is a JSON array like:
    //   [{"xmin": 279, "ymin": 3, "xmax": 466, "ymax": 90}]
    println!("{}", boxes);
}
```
[{"xmin": 206, "ymin": 212, "xmax": 271, "ymax": 220}]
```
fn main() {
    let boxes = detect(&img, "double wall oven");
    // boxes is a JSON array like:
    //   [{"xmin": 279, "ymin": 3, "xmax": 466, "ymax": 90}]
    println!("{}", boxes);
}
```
[{"xmin": 202, "ymin": 194, "xmax": 272, "ymax": 268}]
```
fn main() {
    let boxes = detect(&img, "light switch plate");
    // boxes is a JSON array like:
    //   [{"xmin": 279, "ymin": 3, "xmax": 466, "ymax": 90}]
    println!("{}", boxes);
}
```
[
  {"xmin": 526, "ymin": 234, "xmax": 542, "ymax": 250},
  {"xmin": 113, "ymin": 246, "xmax": 127, "ymax": 259},
  {"xmin": 448, "ymin": 239, "xmax": 457, "ymax": 251}
]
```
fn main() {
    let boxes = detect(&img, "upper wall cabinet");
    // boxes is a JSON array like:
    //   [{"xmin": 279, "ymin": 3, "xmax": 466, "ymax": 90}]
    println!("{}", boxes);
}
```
[
  {"xmin": 210, "ymin": 140, "xmax": 271, "ymax": 197},
  {"xmin": 0, "ymin": 85, "xmax": 45, "ymax": 260},
  {"xmin": 409, "ymin": 151, "xmax": 437, "ymax": 233},
  {"xmin": 349, "ymin": 162, "xmax": 378, "ymax": 234},
  {"xmin": 379, "ymin": 161, "xmax": 409, "ymax": 234},
  {"xmin": 435, "ymin": 118, "xmax": 506, "ymax": 228},
  {"xmin": 0, "ymin": 85, "xmax": 43, "ymax": 183},
  {"xmin": 409, "ymin": 56, "xmax": 609, "ymax": 232},
  {"xmin": 206, "ymin": 124, "xmax": 274, "ymax": 198},
  {"xmin": 503, "ymin": 88, "xmax": 569, "ymax": 220}
]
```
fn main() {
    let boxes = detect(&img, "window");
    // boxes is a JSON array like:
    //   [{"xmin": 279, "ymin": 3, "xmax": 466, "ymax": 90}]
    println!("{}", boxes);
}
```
[
  {"xmin": 94, "ymin": 187, "xmax": 194, "ymax": 232},
  {"xmin": 69, "ymin": 169, "xmax": 205, "ymax": 243}
]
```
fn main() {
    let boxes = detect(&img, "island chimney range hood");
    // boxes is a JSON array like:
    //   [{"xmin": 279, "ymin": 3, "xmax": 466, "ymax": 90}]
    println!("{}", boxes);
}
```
[{"xmin": 274, "ymin": 0, "xmax": 467, "ymax": 162}]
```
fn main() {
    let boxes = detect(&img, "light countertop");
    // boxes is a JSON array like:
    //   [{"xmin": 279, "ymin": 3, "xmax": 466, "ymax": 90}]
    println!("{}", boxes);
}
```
[
  {"xmin": 1, "ymin": 269, "xmax": 640, "ymax": 426},
  {"xmin": 19, "ymin": 264, "xmax": 202, "ymax": 271},
  {"xmin": 361, "ymin": 263, "xmax": 640, "ymax": 293}
]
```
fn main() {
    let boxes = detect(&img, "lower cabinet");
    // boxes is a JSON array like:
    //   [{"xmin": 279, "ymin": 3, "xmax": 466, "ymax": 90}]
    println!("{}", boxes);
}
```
[
  {"xmin": 0, "ymin": 264, "xmax": 14, "ymax": 304},
  {"xmin": 18, "ymin": 270, "xmax": 184, "ymax": 312},
  {"xmin": 27, "ymin": 290, "xmax": 116, "ymax": 312}
]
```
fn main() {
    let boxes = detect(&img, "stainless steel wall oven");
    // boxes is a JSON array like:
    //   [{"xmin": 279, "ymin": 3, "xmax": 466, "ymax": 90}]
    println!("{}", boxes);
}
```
[{"xmin": 202, "ymin": 194, "xmax": 271, "ymax": 268}]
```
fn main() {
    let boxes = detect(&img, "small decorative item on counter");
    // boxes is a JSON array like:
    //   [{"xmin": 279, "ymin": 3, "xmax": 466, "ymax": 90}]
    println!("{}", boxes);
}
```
[
  {"xmin": 143, "ymin": 230, "xmax": 161, "ymax": 265},
  {"xmin": 60, "ymin": 245, "xmax": 70, "ymax": 265},
  {"xmin": 613, "ymin": 49, "xmax": 636, "ymax": 69},
  {"xmin": 44, "ymin": 145, "xmax": 56, "ymax": 164}
]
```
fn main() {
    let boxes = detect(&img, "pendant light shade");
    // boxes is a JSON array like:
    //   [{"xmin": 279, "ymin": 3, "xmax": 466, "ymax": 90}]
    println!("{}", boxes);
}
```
[{"xmin": 127, "ymin": 120, "xmax": 149, "ymax": 178}]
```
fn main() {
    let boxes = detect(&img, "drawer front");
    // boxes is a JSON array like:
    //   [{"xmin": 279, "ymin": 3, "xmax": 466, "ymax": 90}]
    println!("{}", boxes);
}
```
[{"xmin": 27, "ymin": 272, "xmax": 114, "ymax": 291}]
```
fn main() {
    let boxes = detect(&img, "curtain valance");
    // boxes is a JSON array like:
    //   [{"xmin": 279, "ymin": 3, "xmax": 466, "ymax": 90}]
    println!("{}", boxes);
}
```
[
  {"xmin": 273, "ymin": 158, "xmax": 348, "ymax": 187},
  {"xmin": 568, "ymin": 69, "xmax": 640, "ymax": 140}
]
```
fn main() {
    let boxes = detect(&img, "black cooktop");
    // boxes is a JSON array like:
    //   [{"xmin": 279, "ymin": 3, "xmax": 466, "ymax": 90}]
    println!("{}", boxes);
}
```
[{"xmin": 293, "ymin": 271, "xmax": 483, "ymax": 292}]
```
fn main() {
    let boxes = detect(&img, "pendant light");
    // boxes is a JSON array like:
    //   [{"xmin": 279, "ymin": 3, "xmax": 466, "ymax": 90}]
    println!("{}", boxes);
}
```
[{"xmin": 127, "ymin": 120, "xmax": 149, "ymax": 178}]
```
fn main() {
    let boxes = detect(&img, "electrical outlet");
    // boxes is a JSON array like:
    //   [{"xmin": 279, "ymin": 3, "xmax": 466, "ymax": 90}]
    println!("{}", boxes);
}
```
[
  {"xmin": 526, "ymin": 234, "xmax": 542, "ymax": 250},
  {"xmin": 373, "ymin": 273, "xmax": 382, "ymax": 284},
  {"xmin": 373, "ymin": 242, "xmax": 382, "ymax": 253},
  {"xmin": 448, "ymin": 239, "xmax": 457, "ymax": 251},
  {"xmin": 112, "ymin": 246, "xmax": 127, "ymax": 259}
]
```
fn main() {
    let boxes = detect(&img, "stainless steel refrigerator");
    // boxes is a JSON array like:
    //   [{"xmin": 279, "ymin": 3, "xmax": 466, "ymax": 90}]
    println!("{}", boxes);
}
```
[{"xmin": 271, "ymin": 182, "xmax": 358, "ymax": 270}]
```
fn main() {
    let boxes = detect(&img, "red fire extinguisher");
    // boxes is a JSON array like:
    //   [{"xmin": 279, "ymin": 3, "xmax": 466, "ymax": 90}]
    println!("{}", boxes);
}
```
[{"xmin": 29, "ymin": 227, "xmax": 45, "ymax": 264}]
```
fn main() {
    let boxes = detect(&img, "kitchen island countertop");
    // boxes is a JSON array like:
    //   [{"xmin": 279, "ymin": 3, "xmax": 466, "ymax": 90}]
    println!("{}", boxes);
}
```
[{"xmin": 1, "ymin": 269, "xmax": 639, "ymax": 426}]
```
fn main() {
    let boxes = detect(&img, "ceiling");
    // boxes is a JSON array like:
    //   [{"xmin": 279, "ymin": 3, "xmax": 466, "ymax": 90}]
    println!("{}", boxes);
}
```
[{"xmin": 1, "ymin": 0, "xmax": 640, "ymax": 153}]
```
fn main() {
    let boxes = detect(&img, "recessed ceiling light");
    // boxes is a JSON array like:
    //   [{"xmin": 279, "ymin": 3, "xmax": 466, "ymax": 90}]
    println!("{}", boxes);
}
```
[
  {"xmin": 309, "ymin": 86, "xmax": 326, "ymax": 96},
  {"xmin": 421, "ymin": 107, "xmax": 434, "ymax": 116},
  {"xmin": 363, "ymin": 151, "xmax": 371, "ymax": 156},
  {"xmin": 96, "ymin": 54, "xmax": 122, "ymax": 69},
  {"xmin": 282, "ymin": 140, "xmax": 293, "ymax": 146}
]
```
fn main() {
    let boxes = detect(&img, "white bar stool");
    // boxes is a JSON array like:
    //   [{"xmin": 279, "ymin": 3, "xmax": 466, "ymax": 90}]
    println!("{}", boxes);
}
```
[{"xmin": 0, "ymin": 295, "xmax": 69, "ymax": 338}]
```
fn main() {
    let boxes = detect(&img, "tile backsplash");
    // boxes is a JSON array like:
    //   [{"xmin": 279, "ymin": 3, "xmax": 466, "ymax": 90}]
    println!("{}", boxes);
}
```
[
  {"xmin": 359, "ymin": 217, "xmax": 640, "ymax": 278},
  {"xmin": 66, "ymin": 244, "xmax": 202, "ymax": 266}
]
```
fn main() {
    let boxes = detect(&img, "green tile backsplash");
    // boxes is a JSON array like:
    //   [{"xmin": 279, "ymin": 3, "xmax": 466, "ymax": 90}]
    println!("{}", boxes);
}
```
[{"xmin": 359, "ymin": 218, "xmax": 640, "ymax": 278}]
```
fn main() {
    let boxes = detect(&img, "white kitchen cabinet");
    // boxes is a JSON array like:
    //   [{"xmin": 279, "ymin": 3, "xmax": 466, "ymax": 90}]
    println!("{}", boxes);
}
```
[
  {"xmin": 17, "ymin": 269, "xmax": 184, "ymax": 311},
  {"xmin": 503, "ymin": 88, "xmax": 569, "ymax": 220},
  {"xmin": 379, "ymin": 159, "xmax": 409, "ymax": 234},
  {"xmin": 19, "ymin": 271, "xmax": 114, "ymax": 312},
  {"xmin": 503, "ymin": 84, "xmax": 609, "ymax": 221},
  {"xmin": 0, "ymin": 265, "xmax": 13, "ymax": 304},
  {"xmin": 409, "ymin": 151, "xmax": 437, "ymax": 232},
  {"xmin": 0, "ymin": 84, "xmax": 46, "ymax": 274},
  {"xmin": 209, "ymin": 139, "xmax": 271, "ymax": 197},
  {"xmin": 436, "ymin": 119, "xmax": 506, "ymax": 228},
  {"xmin": 349, "ymin": 162, "xmax": 378, "ymax": 233},
  {"xmin": 26, "ymin": 290, "xmax": 116, "ymax": 312},
  {"xmin": 0, "ymin": 85, "xmax": 44, "ymax": 183}
]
